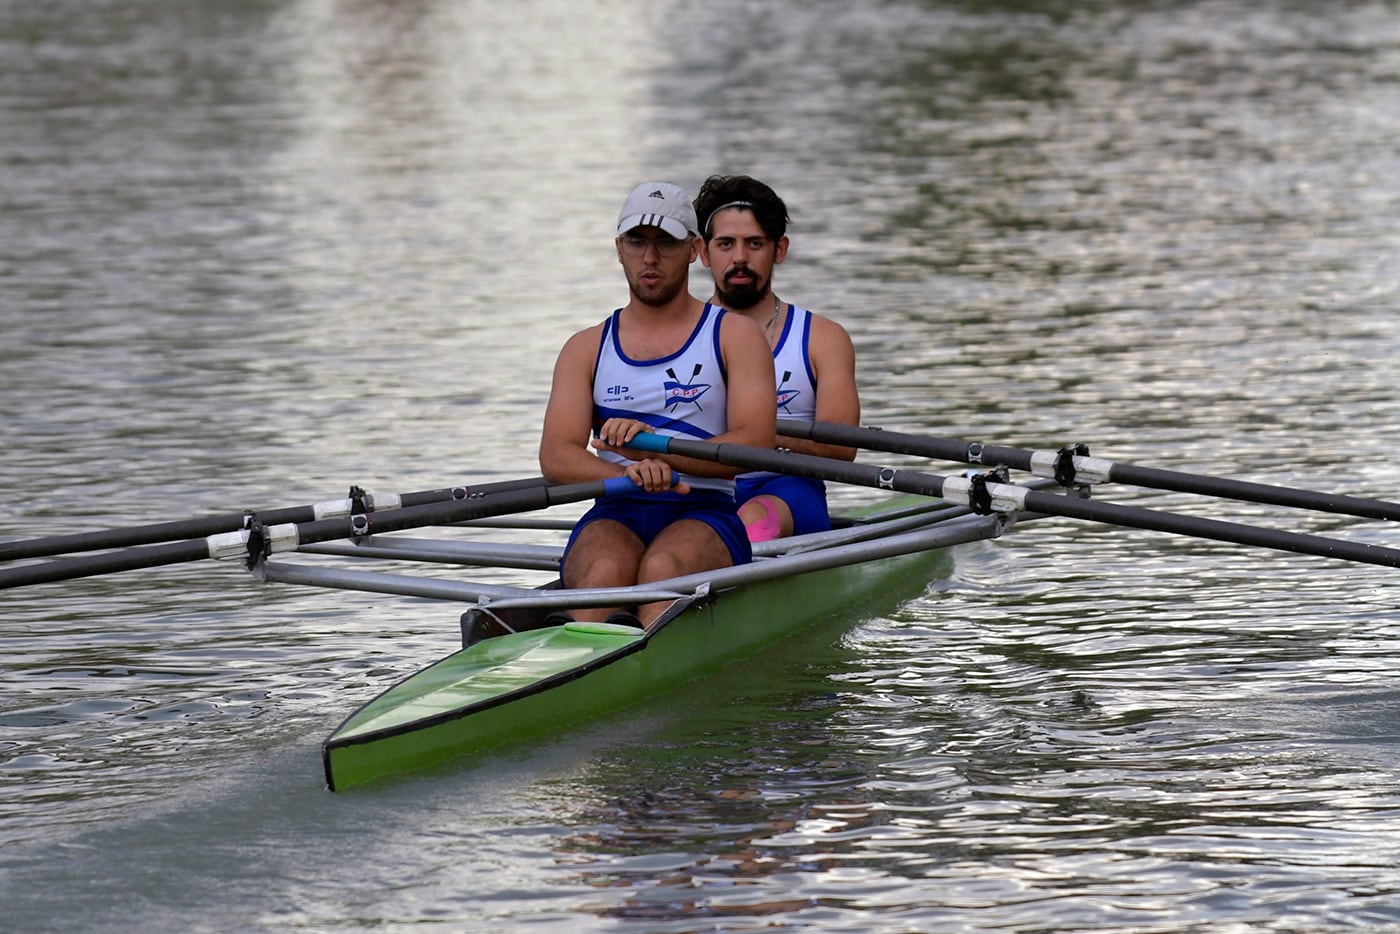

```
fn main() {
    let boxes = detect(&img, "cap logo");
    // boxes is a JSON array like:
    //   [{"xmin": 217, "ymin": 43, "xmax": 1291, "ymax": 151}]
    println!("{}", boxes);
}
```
[{"xmin": 618, "ymin": 182, "xmax": 697, "ymax": 239}]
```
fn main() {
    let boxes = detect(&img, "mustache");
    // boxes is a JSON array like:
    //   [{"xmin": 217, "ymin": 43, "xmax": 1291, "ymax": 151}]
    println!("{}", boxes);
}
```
[{"xmin": 723, "ymin": 266, "xmax": 756, "ymax": 282}]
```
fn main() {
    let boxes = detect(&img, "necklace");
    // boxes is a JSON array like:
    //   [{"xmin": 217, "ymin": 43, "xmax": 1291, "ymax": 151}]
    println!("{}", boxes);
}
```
[
  {"xmin": 711, "ymin": 294, "xmax": 784, "ymax": 343},
  {"xmin": 762, "ymin": 298, "xmax": 783, "ymax": 342}
]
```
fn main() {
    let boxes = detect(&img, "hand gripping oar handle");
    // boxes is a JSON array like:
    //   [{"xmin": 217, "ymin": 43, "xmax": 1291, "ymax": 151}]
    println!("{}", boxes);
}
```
[
  {"xmin": 778, "ymin": 419, "xmax": 1400, "ymax": 523},
  {"xmin": 0, "ymin": 477, "xmax": 635, "ymax": 590},
  {"xmin": 627, "ymin": 433, "xmax": 1400, "ymax": 570}
]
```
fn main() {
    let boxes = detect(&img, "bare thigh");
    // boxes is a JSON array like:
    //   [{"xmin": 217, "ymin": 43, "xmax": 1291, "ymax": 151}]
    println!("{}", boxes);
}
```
[
  {"xmin": 562, "ymin": 519, "xmax": 644, "ymax": 590},
  {"xmin": 637, "ymin": 518, "xmax": 734, "ymax": 585}
]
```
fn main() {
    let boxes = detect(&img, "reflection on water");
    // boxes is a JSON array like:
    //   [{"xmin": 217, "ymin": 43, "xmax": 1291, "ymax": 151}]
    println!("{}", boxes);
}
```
[{"xmin": 3, "ymin": 0, "xmax": 1400, "ymax": 931}]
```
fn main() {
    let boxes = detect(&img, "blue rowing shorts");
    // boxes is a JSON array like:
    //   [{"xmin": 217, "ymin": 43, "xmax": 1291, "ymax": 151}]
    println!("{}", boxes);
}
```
[
  {"xmin": 564, "ymin": 489, "xmax": 752, "ymax": 567},
  {"xmin": 735, "ymin": 474, "xmax": 831, "ymax": 536}
]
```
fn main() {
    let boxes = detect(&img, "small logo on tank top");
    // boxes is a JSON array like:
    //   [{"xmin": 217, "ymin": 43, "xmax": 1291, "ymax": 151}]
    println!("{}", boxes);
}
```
[
  {"xmin": 603, "ymin": 384, "xmax": 633, "ymax": 403},
  {"xmin": 776, "ymin": 369, "xmax": 801, "ymax": 413},
  {"xmin": 663, "ymin": 364, "xmax": 711, "ymax": 410}
]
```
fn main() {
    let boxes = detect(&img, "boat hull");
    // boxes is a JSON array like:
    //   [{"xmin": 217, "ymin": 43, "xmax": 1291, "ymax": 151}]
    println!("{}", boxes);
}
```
[{"xmin": 323, "ymin": 537, "xmax": 951, "ymax": 791}]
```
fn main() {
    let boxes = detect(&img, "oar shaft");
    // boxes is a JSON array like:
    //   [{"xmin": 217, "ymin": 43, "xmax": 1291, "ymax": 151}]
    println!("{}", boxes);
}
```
[
  {"xmin": 279, "ymin": 478, "xmax": 627, "ymax": 550},
  {"xmin": 0, "ymin": 476, "xmax": 552, "ymax": 561},
  {"xmin": 0, "ymin": 539, "xmax": 222, "ymax": 588},
  {"xmin": 779, "ymin": 419, "xmax": 1400, "ymax": 522},
  {"xmin": 1102, "ymin": 462, "xmax": 1397, "ymax": 520},
  {"xmin": 1, "ymin": 514, "xmax": 254, "ymax": 561},
  {"xmin": 630, "ymin": 434, "xmax": 1400, "ymax": 570},
  {"xmin": 633, "ymin": 434, "xmax": 946, "ymax": 496},
  {"xmin": 0, "ymin": 477, "xmax": 626, "ymax": 590},
  {"xmin": 1017, "ymin": 488, "xmax": 1400, "ymax": 568}
]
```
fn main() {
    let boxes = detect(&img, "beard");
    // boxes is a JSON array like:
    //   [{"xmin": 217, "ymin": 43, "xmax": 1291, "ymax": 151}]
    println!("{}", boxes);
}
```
[
  {"xmin": 715, "ymin": 267, "xmax": 768, "ymax": 310},
  {"xmin": 627, "ymin": 267, "xmax": 688, "ymax": 308}
]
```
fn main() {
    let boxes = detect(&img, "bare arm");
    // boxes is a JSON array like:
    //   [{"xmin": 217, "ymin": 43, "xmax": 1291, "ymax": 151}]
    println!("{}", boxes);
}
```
[
  {"xmin": 711, "ymin": 309, "xmax": 779, "ymax": 453},
  {"xmin": 539, "ymin": 325, "xmax": 625, "ymax": 484},
  {"xmin": 779, "ymin": 313, "xmax": 860, "ymax": 461}
]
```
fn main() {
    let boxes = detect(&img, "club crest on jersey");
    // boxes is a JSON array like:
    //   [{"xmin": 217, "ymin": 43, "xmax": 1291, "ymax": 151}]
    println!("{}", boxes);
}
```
[
  {"xmin": 776, "ymin": 369, "xmax": 801, "ymax": 413},
  {"xmin": 664, "ymin": 363, "xmax": 710, "ymax": 410}
]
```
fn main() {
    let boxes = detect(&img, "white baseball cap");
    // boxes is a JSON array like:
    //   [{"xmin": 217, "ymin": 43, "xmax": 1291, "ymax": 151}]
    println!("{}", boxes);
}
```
[{"xmin": 616, "ymin": 182, "xmax": 699, "ymax": 240}]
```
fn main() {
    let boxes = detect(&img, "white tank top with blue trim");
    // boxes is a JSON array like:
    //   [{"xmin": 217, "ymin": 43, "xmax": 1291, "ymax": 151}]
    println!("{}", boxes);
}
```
[
  {"xmin": 592, "ymin": 303, "xmax": 734, "ymax": 496},
  {"xmin": 772, "ymin": 305, "xmax": 817, "ymax": 421},
  {"xmin": 742, "ymin": 303, "xmax": 817, "ymax": 482}
]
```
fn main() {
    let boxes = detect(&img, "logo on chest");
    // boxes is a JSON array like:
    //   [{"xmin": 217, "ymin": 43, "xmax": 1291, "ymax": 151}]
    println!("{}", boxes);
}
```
[
  {"xmin": 664, "ymin": 363, "xmax": 712, "ymax": 410},
  {"xmin": 776, "ymin": 369, "xmax": 802, "ymax": 413}
]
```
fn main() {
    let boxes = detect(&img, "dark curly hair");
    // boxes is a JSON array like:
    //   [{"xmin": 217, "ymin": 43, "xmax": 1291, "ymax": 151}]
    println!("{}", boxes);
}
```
[{"xmin": 693, "ymin": 175, "xmax": 790, "ymax": 242}]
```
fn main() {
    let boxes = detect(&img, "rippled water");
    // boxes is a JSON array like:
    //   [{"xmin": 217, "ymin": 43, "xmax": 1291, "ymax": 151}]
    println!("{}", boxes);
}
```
[{"xmin": 3, "ymin": 1, "xmax": 1399, "ymax": 931}]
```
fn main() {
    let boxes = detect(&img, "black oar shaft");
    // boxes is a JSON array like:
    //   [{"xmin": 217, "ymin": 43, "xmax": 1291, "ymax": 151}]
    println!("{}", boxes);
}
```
[
  {"xmin": 0, "ymin": 539, "xmax": 223, "ymax": 588},
  {"xmin": 1018, "ymin": 488, "xmax": 1400, "ymax": 568},
  {"xmin": 779, "ymin": 419, "xmax": 1400, "ymax": 522},
  {"xmin": 0, "ymin": 476, "xmax": 552, "ymax": 561},
  {"xmin": 635, "ymin": 435, "xmax": 1400, "ymax": 570},
  {"xmin": 0, "ymin": 477, "xmax": 617, "ymax": 590},
  {"xmin": 281, "ymin": 479, "xmax": 617, "ymax": 549},
  {"xmin": 0, "ymin": 514, "xmax": 251, "ymax": 561},
  {"xmin": 1103, "ymin": 462, "xmax": 1397, "ymax": 520}
]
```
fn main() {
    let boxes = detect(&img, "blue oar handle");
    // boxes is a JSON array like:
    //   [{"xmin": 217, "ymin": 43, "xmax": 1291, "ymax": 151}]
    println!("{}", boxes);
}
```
[
  {"xmin": 601, "ymin": 475, "xmax": 646, "ymax": 495},
  {"xmin": 624, "ymin": 432, "xmax": 671, "ymax": 454},
  {"xmin": 598, "ymin": 436, "xmax": 680, "ymax": 495}
]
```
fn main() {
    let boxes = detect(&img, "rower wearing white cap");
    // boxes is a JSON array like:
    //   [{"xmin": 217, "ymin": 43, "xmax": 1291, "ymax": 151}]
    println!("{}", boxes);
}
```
[{"xmin": 538, "ymin": 181, "xmax": 776, "ymax": 629}]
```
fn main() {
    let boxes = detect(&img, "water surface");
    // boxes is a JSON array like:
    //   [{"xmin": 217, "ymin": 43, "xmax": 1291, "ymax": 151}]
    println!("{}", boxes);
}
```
[{"xmin": 3, "ymin": 1, "xmax": 1399, "ymax": 930}]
